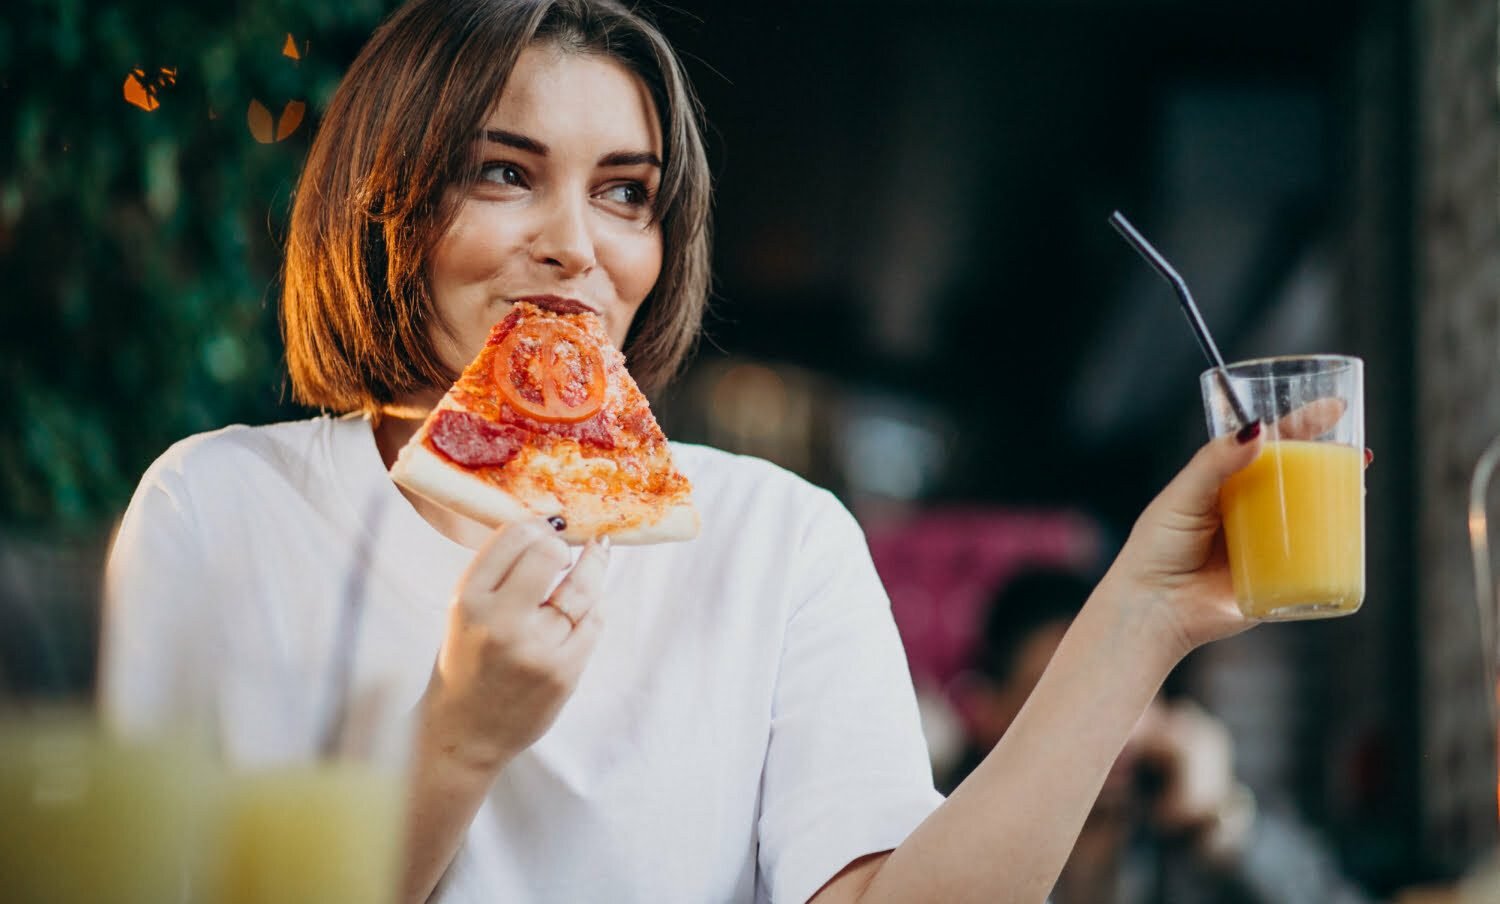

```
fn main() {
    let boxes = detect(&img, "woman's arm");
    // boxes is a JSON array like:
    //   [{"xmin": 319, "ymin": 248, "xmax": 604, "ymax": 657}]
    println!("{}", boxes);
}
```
[
  {"xmin": 858, "ymin": 571, "xmax": 1185, "ymax": 903},
  {"xmin": 815, "ymin": 425, "xmax": 1265, "ymax": 904},
  {"xmin": 400, "ymin": 524, "xmax": 610, "ymax": 903},
  {"xmin": 402, "ymin": 728, "xmax": 507, "ymax": 903}
]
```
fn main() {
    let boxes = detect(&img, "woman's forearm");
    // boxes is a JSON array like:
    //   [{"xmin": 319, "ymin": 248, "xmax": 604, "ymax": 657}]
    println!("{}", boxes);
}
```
[
  {"xmin": 401, "ymin": 722, "xmax": 509, "ymax": 904},
  {"xmin": 395, "ymin": 524, "xmax": 610, "ymax": 902},
  {"xmin": 861, "ymin": 572, "xmax": 1184, "ymax": 904}
]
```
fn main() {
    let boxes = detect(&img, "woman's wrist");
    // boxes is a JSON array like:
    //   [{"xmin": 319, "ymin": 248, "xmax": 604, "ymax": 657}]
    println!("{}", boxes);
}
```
[
  {"xmin": 403, "ymin": 694, "xmax": 508, "ymax": 904},
  {"xmin": 1089, "ymin": 568, "xmax": 1197, "ymax": 674},
  {"xmin": 415, "ymin": 684, "xmax": 520, "ymax": 779}
]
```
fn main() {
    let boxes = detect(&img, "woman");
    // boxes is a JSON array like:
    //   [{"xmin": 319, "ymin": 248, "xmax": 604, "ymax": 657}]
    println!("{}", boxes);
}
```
[{"xmin": 102, "ymin": 0, "xmax": 1269, "ymax": 901}]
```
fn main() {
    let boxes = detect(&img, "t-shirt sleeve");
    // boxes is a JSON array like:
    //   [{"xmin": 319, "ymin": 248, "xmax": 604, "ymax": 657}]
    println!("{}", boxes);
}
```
[
  {"xmin": 756, "ymin": 491, "xmax": 944, "ymax": 903},
  {"xmin": 100, "ymin": 450, "xmax": 219, "ymax": 738}
]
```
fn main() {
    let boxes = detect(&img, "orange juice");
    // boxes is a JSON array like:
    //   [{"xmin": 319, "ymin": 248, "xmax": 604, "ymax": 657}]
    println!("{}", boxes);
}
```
[
  {"xmin": 1219, "ymin": 440, "xmax": 1364, "ymax": 619},
  {"xmin": 0, "ymin": 711, "xmax": 219, "ymax": 903},
  {"xmin": 212, "ymin": 762, "xmax": 405, "ymax": 904}
]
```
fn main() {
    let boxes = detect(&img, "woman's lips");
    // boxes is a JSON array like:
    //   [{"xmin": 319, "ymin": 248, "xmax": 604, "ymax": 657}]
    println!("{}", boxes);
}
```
[{"xmin": 511, "ymin": 295, "xmax": 597, "ymax": 315}]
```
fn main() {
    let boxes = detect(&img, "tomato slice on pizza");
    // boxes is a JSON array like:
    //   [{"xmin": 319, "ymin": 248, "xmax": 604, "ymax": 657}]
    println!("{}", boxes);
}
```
[
  {"xmin": 389, "ymin": 302, "xmax": 699, "ymax": 545},
  {"xmin": 493, "ymin": 318, "xmax": 607, "ymax": 423}
]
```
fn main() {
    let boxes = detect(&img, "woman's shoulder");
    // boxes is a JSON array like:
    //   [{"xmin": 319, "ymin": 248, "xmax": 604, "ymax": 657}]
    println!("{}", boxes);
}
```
[
  {"xmin": 138, "ymin": 415, "xmax": 353, "ymax": 493},
  {"xmin": 670, "ymin": 442, "xmax": 833, "ymax": 501},
  {"xmin": 668, "ymin": 442, "xmax": 854, "ymax": 537}
]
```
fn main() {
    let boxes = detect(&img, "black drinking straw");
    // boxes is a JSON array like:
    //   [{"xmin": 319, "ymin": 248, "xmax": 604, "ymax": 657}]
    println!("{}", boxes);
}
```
[{"xmin": 1108, "ymin": 211, "xmax": 1254, "ymax": 428}]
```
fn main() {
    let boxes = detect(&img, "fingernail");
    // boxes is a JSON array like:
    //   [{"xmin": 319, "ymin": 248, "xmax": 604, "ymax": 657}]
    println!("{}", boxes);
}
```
[
  {"xmin": 1364, "ymin": 448, "xmax": 1374, "ymax": 467},
  {"xmin": 1235, "ymin": 420, "xmax": 1262, "ymax": 444},
  {"xmin": 547, "ymin": 515, "xmax": 567, "ymax": 532}
]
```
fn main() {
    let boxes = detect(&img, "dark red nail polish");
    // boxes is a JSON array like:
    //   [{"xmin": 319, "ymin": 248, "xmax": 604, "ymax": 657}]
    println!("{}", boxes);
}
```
[
  {"xmin": 548, "ymin": 515, "xmax": 566, "ymax": 531},
  {"xmin": 1364, "ymin": 448, "xmax": 1374, "ymax": 467},
  {"xmin": 1235, "ymin": 421, "xmax": 1262, "ymax": 444}
]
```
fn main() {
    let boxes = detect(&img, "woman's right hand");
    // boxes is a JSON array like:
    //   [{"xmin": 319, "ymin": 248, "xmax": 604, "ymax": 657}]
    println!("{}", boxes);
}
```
[{"xmin": 419, "ymin": 519, "xmax": 610, "ymax": 773}]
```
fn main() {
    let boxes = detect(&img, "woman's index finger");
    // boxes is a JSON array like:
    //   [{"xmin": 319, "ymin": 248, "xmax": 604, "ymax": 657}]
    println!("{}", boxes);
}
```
[
  {"xmin": 460, "ymin": 519, "xmax": 559, "ymax": 599},
  {"xmin": 1268, "ymin": 396, "xmax": 1347, "ymax": 441}
]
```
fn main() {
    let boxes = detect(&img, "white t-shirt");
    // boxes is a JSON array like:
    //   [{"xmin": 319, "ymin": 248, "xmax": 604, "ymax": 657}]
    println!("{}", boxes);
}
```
[{"xmin": 103, "ymin": 415, "xmax": 942, "ymax": 903}]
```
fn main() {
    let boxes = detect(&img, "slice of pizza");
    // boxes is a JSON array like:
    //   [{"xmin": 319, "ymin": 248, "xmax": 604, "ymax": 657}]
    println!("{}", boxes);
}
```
[{"xmin": 390, "ymin": 301, "xmax": 699, "ymax": 545}]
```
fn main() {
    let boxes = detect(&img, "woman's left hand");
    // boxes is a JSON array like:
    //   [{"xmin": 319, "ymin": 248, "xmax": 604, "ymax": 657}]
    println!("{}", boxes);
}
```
[
  {"xmin": 1104, "ymin": 422, "xmax": 1266, "ymax": 660},
  {"xmin": 1111, "ymin": 399, "xmax": 1365, "ymax": 658}
]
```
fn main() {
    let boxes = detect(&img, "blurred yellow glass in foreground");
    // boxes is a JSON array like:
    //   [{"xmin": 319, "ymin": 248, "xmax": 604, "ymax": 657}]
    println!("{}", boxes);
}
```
[
  {"xmin": 213, "ymin": 762, "xmax": 404, "ymax": 904},
  {"xmin": 0, "ymin": 709, "xmax": 216, "ymax": 903},
  {"xmin": 0, "ymin": 708, "xmax": 407, "ymax": 904}
]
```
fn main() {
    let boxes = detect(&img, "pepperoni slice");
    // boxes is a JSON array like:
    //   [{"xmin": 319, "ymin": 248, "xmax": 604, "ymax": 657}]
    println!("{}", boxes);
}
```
[{"xmin": 428, "ymin": 410, "xmax": 523, "ymax": 468}]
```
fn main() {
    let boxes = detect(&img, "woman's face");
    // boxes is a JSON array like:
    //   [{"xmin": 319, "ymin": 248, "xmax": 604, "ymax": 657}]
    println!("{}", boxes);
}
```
[{"xmin": 427, "ymin": 44, "xmax": 665, "ymax": 373}]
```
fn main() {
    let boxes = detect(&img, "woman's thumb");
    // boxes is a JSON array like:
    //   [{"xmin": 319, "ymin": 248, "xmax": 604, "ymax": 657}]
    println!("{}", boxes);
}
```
[{"xmin": 1157, "ymin": 421, "xmax": 1264, "ymax": 519}]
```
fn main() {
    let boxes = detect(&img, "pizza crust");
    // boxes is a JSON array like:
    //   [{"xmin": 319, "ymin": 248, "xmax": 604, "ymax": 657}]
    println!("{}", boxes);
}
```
[
  {"xmin": 608, "ymin": 501, "xmax": 700, "ymax": 546},
  {"xmin": 391, "ymin": 435, "xmax": 544, "ymax": 522},
  {"xmin": 390, "ymin": 435, "xmax": 699, "ymax": 546}
]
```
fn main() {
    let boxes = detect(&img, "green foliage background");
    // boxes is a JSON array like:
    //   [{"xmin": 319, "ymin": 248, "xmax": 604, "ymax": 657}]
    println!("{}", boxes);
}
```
[{"xmin": 1, "ymin": 0, "xmax": 399, "ymax": 531}]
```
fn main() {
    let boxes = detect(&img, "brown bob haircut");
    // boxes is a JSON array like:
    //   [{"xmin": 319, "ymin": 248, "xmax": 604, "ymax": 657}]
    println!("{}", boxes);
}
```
[{"xmin": 281, "ymin": 0, "xmax": 712, "ymax": 412}]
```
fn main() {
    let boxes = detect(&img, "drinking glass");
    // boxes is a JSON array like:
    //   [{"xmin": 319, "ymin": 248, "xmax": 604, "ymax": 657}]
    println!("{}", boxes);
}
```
[
  {"xmin": 201, "ymin": 639, "xmax": 413, "ymax": 904},
  {"xmin": 0, "ymin": 704, "xmax": 219, "ymax": 903},
  {"xmin": 1201, "ymin": 354, "xmax": 1365, "ymax": 621}
]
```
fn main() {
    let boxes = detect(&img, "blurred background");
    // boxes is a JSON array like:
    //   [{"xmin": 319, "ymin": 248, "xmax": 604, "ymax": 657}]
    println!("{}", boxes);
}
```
[{"xmin": 2, "ymin": 0, "xmax": 1497, "ymax": 897}]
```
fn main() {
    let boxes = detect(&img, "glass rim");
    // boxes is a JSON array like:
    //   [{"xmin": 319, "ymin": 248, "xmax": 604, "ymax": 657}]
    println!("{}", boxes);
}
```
[{"xmin": 1199, "ymin": 354, "xmax": 1363, "ymax": 383}]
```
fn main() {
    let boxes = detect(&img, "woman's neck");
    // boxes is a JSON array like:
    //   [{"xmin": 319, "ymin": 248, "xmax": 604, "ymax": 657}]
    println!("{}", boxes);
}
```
[
  {"xmin": 373, "ymin": 409, "xmax": 423, "ymax": 470},
  {"xmin": 373, "ymin": 394, "xmax": 496, "ymax": 549}
]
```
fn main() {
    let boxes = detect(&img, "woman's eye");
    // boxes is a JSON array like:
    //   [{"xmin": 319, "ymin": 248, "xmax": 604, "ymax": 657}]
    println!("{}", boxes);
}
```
[
  {"xmin": 600, "ymin": 182, "xmax": 649, "ymax": 207},
  {"xmin": 479, "ymin": 163, "xmax": 526, "ymax": 187}
]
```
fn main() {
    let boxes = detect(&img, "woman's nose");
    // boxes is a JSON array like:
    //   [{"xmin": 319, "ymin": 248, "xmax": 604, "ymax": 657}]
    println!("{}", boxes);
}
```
[{"xmin": 531, "ymin": 196, "xmax": 596, "ymax": 277}]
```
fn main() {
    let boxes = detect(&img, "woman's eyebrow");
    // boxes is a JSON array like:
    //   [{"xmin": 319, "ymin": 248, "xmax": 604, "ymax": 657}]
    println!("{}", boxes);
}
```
[
  {"xmin": 483, "ymin": 128, "xmax": 548, "ymax": 154},
  {"xmin": 599, "ymin": 150, "xmax": 662, "ymax": 169},
  {"xmin": 480, "ymin": 130, "xmax": 660, "ymax": 170}
]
